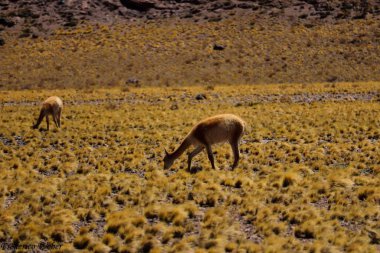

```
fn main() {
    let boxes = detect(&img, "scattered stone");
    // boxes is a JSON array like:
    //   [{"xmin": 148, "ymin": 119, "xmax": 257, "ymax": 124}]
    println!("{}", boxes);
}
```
[
  {"xmin": 237, "ymin": 3, "xmax": 254, "ymax": 9},
  {"xmin": 127, "ymin": 78, "xmax": 139, "ymax": 84},
  {"xmin": 213, "ymin": 44, "xmax": 225, "ymax": 50},
  {"xmin": 0, "ymin": 38, "xmax": 4, "ymax": 46},
  {"xmin": 64, "ymin": 18, "xmax": 78, "ymax": 27},
  {"xmin": 326, "ymin": 76, "xmax": 338, "ymax": 82},
  {"xmin": 222, "ymin": 2, "xmax": 236, "ymax": 10},
  {"xmin": 0, "ymin": 136, "xmax": 12, "ymax": 146},
  {"xmin": 126, "ymin": 78, "xmax": 141, "ymax": 87},
  {"xmin": 195, "ymin": 93, "xmax": 207, "ymax": 100},
  {"xmin": 208, "ymin": 16, "xmax": 223, "ymax": 22}
]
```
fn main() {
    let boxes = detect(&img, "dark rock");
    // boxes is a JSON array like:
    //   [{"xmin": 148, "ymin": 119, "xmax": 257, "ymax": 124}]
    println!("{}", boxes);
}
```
[
  {"xmin": 0, "ymin": 38, "xmax": 4, "ymax": 46},
  {"xmin": 342, "ymin": 2, "xmax": 354, "ymax": 10},
  {"xmin": 126, "ymin": 78, "xmax": 141, "ymax": 87},
  {"xmin": 0, "ymin": 17, "xmax": 15, "ymax": 27},
  {"xmin": 305, "ymin": 0, "xmax": 318, "ymax": 5},
  {"xmin": 335, "ymin": 13, "xmax": 348, "ymax": 19},
  {"xmin": 326, "ymin": 76, "xmax": 338, "ymax": 82},
  {"xmin": 190, "ymin": 8, "xmax": 200, "ymax": 14},
  {"xmin": 126, "ymin": 78, "xmax": 139, "ymax": 84},
  {"xmin": 299, "ymin": 14, "xmax": 308, "ymax": 19},
  {"xmin": 15, "ymin": 9, "xmax": 35, "ymax": 18},
  {"xmin": 251, "ymin": 4, "xmax": 259, "ymax": 11},
  {"xmin": 222, "ymin": 2, "xmax": 236, "ymax": 10},
  {"xmin": 103, "ymin": 1, "xmax": 120, "ymax": 11},
  {"xmin": 319, "ymin": 11, "xmax": 331, "ymax": 19},
  {"xmin": 195, "ymin": 93, "xmax": 207, "ymax": 100},
  {"xmin": 213, "ymin": 44, "xmax": 225, "ymax": 50},
  {"xmin": 208, "ymin": 16, "xmax": 223, "ymax": 22},
  {"xmin": 19, "ymin": 28, "xmax": 31, "ymax": 38},
  {"xmin": 304, "ymin": 23, "xmax": 315, "ymax": 28},
  {"xmin": 64, "ymin": 19, "xmax": 78, "ymax": 27},
  {"xmin": 120, "ymin": 0, "xmax": 156, "ymax": 12},
  {"xmin": 175, "ymin": 0, "xmax": 207, "ymax": 4},
  {"xmin": 353, "ymin": 12, "xmax": 367, "ymax": 19},
  {"xmin": 183, "ymin": 13, "xmax": 194, "ymax": 19},
  {"xmin": 209, "ymin": 2, "xmax": 223, "ymax": 11},
  {"xmin": 237, "ymin": 3, "xmax": 254, "ymax": 9}
]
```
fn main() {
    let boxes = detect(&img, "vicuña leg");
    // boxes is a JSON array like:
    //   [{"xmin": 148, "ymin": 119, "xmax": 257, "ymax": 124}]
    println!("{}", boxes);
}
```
[
  {"xmin": 57, "ymin": 108, "xmax": 62, "ymax": 127},
  {"xmin": 53, "ymin": 114, "xmax": 59, "ymax": 128},
  {"xmin": 230, "ymin": 140, "xmax": 240, "ymax": 170},
  {"xmin": 34, "ymin": 110, "xmax": 45, "ymax": 129},
  {"xmin": 206, "ymin": 145, "xmax": 216, "ymax": 169},
  {"xmin": 46, "ymin": 115, "xmax": 50, "ymax": 130},
  {"xmin": 187, "ymin": 146, "xmax": 204, "ymax": 171}
]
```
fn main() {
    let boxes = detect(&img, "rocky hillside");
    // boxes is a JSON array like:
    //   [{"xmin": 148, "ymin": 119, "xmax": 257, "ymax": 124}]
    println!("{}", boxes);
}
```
[
  {"xmin": 1, "ymin": 1, "xmax": 380, "ymax": 89},
  {"xmin": 1, "ymin": 0, "xmax": 380, "ymax": 37}
]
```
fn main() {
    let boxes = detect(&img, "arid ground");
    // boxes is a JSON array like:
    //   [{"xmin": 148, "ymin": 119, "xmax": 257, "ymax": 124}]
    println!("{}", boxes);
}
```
[
  {"xmin": 1, "ymin": 84, "xmax": 379, "ymax": 252},
  {"xmin": 1, "ymin": 1, "xmax": 380, "ymax": 252}
]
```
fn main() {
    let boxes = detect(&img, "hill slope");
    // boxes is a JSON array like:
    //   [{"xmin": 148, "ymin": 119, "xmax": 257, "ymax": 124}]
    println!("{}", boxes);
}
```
[
  {"xmin": 1, "ymin": 1, "xmax": 380, "ymax": 89},
  {"xmin": 1, "ymin": 0, "xmax": 380, "ymax": 36}
]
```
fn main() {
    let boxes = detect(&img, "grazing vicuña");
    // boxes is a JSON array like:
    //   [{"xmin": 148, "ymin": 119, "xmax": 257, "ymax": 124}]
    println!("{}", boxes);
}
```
[
  {"xmin": 33, "ymin": 96, "xmax": 63, "ymax": 130},
  {"xmin": 164, "ymin": 114, "xmax": 246, "ymax": 171}
]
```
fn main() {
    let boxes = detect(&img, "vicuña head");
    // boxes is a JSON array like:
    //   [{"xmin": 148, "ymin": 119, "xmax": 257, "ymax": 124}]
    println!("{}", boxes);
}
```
[
  {"xmin": 163, "ymin": 114, "xmax": 246, "ymax": 171},
  {"xmin": 32, "ymin": 96, "xmax": 63, "ymax": 131}
]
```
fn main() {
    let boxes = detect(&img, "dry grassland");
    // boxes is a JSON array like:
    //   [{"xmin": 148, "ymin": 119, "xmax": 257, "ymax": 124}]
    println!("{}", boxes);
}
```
[
  {"xmin": 1, "ymin": 19, "xmax": 380, "ymax": 90},
  {"xmin": 0, "ymin": 83, "xmax": 379, "ymax": 252}
]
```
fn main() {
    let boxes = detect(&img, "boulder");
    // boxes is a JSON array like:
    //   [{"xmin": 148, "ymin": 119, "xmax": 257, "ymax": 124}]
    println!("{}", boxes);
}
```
[
  {"xmin": 0, "ymin": 18, "xmax": 15, "ymax": 27},
  {"xmin": 120, "ymin": 0, "xmax": 156, "ymax": 11}
]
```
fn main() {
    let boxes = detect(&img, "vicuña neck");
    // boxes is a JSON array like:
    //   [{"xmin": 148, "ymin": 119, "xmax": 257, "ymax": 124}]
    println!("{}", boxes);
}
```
[{"xmin": 170, "ymin": 137, "xmax": 191, "ymax": 160}]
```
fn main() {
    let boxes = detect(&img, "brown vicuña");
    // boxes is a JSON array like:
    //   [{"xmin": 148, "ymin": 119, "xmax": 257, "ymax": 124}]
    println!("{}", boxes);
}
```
[
  {"xmin": 33, "ymin": 96, "xmax": 63, "ymax": 130},
  {"xmin": 164, "ymin": 114, "xmax": 246, "ymax": 171}
]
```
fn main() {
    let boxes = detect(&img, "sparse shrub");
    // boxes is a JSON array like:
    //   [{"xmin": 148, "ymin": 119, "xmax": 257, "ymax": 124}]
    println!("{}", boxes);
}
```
[
  {"xmin": 294, "ymin": 226, "xmax": 315, "ymax": 239},
  {"xmin": 0, "ymin": 84, "xmax": 379, "ymax": 252},
  {"xmin": 281, "ymin": 172, "xmax": 300, "ymax": 187},
  {"xmin": 51, "ymin": 228, "xmax": 66, "ymax": 242},
  {"xmin": 74, "ymin": 235, "xmax": 91, "ymax": 249}
]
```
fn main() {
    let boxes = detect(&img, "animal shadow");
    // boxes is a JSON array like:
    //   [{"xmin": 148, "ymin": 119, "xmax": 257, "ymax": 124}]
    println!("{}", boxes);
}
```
[{"xmin": 189, "ymin": 166, "xmax": 203, "ymax": 174}]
